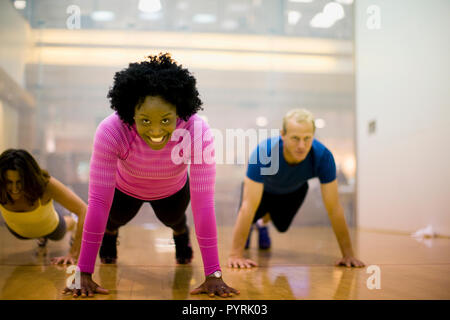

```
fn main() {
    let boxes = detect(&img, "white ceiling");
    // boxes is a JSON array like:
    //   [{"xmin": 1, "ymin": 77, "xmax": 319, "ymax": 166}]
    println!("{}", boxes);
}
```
[{"xmin": 13, "ymin": 0, "xmax": 354, "ymax": 39}]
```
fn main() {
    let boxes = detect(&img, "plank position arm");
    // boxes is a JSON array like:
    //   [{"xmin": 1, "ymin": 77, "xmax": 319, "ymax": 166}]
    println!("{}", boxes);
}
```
[
  {"xmin": 320, "ymin": 179, "xmax": 365, "ymax": 268},
  {"xmin": 227, "ymin": 177, "xmax": 263, "ymax": 269},
  {"xmin": 46, "ymin": 177, "xmax": 87, "ymax": 264}
]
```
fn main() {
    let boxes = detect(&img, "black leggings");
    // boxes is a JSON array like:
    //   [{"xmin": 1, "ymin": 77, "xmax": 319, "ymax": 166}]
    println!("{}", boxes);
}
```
[
  {"xmin": 106, "ymin": 178, "xmax": 190, "ymax": 234},
  {"xmin": 239, "ymin": 181, "xmax": 309, "ymax": 233}
]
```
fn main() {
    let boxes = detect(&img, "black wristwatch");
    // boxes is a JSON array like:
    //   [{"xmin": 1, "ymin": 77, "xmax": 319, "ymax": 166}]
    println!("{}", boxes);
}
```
[{"xmin": 206, "ymin": 270, "xmax": 222, "ymax": 279}]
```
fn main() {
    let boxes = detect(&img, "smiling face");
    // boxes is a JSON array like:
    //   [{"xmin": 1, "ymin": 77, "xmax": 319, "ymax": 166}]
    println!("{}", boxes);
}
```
[
  {"xmin": 281, "ymin": 119, "xmax": 315, "ymax": 164},
  {"xmin": 5, "ymin": 170, "xmax": 23, "ymax": 201},
  {"xmin": 133, "ymin": 96, "xmax": 178, "ymax": 150}
]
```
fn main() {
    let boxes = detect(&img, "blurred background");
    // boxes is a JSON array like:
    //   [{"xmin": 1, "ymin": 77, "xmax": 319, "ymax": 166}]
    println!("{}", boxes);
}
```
[{"xmin": 0, "ymin": 0, "xmax": 448, "ymax": 235}]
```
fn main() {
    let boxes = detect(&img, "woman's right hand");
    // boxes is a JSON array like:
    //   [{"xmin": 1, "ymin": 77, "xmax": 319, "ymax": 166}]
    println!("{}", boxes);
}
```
[{"xmin": 62, "ymin": 272, "xmax": 109, "ymax": 298}]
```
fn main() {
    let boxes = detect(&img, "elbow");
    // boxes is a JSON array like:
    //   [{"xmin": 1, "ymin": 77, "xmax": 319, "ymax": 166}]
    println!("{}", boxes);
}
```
[
  {"xmin": 77, "ymin": 203, "xmax": 88, "ymax": 217},
  {"xmin": 239, "ymin": 201, "xmax": 255, "ymax": 218},
  {"xmin": 239, "ymin": 202, "xmax": 249, "ymax": 214},
  {"xmin": 79, "ymin": 206, "xmax": 87, "ymax": 219}
]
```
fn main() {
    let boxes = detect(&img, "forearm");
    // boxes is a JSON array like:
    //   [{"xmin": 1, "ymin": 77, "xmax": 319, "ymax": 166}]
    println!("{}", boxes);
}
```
[
  {"xmin": 193, "ymin": 218, "xmax": 221, "ymax": 275},
  {"xmin": 328, "ymin": 205, "xmax": 354, "ymax": 257},
  {"xmin": 70, "ymin": 210, "xmax": 86, "ymax": 257},
  {"xmin": 77, "ymin": 184, "xmax": 116, "ymax": 273},
  {"xmin": 190, "ymin": 189, "xmax": 221, "ymax": 276},
  {"xmin": 230, "ymin": 205, "xmax": 255, "ymax": 257},
  {"xmin": 46, "ymin": 178, "xmax": 88, "ymax": 256},
  {"xmin": 189, "ymin": 150, "xmax": 221, "ymax": 276}
]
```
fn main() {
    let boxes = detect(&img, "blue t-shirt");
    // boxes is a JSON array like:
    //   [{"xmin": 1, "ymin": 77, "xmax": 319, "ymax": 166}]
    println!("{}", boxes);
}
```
[{"xmin": 246, "ymin": 136, "xmax": 336, "ymax": 194}]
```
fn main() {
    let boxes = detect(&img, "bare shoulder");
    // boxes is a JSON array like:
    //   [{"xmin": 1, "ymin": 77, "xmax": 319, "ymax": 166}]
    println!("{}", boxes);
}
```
[{"xmin": 41, "ymin": 177, "xmax": 64, "ymax": 204}]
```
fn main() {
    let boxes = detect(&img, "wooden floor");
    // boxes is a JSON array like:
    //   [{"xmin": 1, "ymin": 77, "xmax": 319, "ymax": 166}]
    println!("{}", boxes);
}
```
[{"xmin": 0, "ymin": 224, "xmax": 449, "ymax": 300}]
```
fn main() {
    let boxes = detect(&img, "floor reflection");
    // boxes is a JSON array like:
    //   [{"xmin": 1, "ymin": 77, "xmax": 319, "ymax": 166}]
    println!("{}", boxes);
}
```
[{"xmin": 0, "ymin": 225, "xmax": 449, "ymax": 299}]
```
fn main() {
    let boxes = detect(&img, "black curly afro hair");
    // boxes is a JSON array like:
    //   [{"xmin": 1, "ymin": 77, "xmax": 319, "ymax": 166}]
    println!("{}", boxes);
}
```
[{"xmin": 107, "ymin": 53, "xmax": 203, "ymax": 128}]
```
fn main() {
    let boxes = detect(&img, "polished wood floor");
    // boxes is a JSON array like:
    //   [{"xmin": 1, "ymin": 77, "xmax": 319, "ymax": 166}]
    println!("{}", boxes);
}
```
[{"xmin": 0, "ymin": 224, "xmax": 449, "ymax": 300}]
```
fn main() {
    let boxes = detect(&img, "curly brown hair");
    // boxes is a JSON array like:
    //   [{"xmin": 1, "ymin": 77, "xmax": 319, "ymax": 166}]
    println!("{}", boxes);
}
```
[{"xmin": 107, "ymin": 52, "xmax": 203, "ymax": 128}]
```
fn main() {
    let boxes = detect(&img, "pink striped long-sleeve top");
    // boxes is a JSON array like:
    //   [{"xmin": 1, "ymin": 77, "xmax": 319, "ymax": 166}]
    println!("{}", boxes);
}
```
[{"xmin": 77, "ymin": 112, "xmax": 220, "ymax": 275}]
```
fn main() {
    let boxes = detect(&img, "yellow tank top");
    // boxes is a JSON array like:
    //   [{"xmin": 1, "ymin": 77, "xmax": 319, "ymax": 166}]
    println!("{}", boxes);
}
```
[{"xmin": 0, "ymin": 199, "xmax": 60, "ymax": 238}]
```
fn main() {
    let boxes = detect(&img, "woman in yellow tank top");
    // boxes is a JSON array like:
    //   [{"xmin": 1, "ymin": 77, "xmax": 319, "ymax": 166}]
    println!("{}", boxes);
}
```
[{"xmin": 0, "ymin": 149, "xmax": 86, "ymax": 265}]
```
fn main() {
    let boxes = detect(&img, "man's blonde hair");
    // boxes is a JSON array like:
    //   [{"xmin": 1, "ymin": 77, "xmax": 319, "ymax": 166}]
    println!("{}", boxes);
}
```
[{"xmin": 282, "ymin": 109, "xmax": 316, "ymax": 133}]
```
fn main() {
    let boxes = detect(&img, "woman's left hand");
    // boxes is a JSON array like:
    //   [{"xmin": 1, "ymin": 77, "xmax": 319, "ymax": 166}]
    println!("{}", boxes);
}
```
[
  {"xmin": 51, "ymin": 253, "xmax": 77, "ymax": 265},
  {"xmin": 190, "ymin": 277, "xmax": 240, "ymax": 298}
]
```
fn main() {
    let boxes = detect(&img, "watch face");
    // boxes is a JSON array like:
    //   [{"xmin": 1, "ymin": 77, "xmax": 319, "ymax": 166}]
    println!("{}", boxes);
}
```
[{"xmin": 214, "ymin": 271, "xmax": 222, "ymax": 278}]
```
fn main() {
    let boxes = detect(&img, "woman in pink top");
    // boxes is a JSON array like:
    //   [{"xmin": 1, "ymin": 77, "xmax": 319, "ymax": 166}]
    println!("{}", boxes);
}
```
[{"xmin": 63, "ymin": 53, "xmax": 239, "ymax": 298}]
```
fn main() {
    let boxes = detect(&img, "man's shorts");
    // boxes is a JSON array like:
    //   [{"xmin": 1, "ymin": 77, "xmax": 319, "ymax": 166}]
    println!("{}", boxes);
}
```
[{"xmin": 239, "ymin": 181, "xmax": 309, "ymax": 232}]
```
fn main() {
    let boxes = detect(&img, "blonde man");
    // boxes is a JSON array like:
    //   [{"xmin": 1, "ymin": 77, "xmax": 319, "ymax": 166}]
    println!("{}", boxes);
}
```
[{"xmin": 228, "ymin": 109, "xmax": 365, "ymax": 269}]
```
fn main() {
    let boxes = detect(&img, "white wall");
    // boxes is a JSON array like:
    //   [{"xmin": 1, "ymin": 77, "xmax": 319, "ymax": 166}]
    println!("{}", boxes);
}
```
[
  {"xmin": 0, "ymin": 101, "xmax": 19, "ymax": 151},
  {"xmin": 355, "ymin": 0, "xmax": 450, "ymax": 236},
  {"xmin": 0, "ymin": 1, "xmax": 32, "ymax": 151},
  {"xmin": 0, "ymin": 1, "xmax": 31, "ymax": 87}
]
